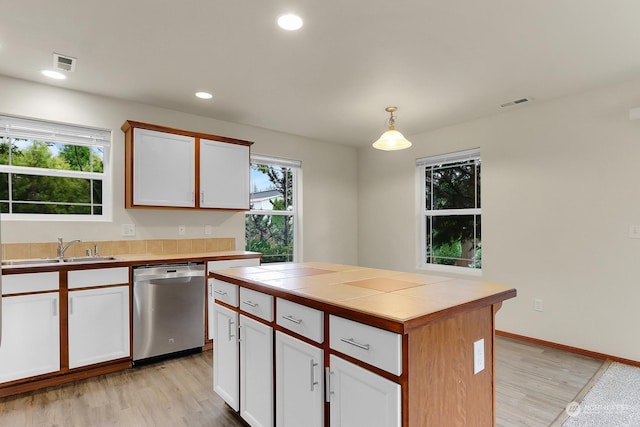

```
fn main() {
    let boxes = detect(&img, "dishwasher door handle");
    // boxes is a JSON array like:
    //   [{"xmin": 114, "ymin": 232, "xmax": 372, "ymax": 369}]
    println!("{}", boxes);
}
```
[{"xmin": 134, "ymin": 270, "xmax": 204, "ymax": 281}]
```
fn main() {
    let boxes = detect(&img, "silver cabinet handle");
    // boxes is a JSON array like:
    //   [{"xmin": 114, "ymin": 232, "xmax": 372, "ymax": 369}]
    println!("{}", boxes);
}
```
[
  {"xmin": 52, "ymin": 298, "xmax": 58, "ymax": 317},
  {"xmin": 340, "ymin": 337, "xmax": 370, "ymax": 351},
  {"xmin": 242, "ymin": 300, "xmax": 258, "ymax": 308},
  {"xmin": 325, "ymin": 367, "xmax": 333, "ymax": 402},
  {"xmin": 200, "ymin": 191, "xmax": 204, "ymax": 203},
  {"xmin": 228, "ymin": 319, "xmax": 235, "ymax": 341},
  {"xmin": 281, "ymin": 314, "xmax": 302, "ymax": 324},
  {"xmin": 214, "ymin": 289, "xmax": 228, "ymax": 296},
  {"xmin": 310, "ymin": 359, "xmax": 319, "ymax": 391},
  {"xmin": 69, "ymin": 297, "xmax": 74, "ymax": 315}
]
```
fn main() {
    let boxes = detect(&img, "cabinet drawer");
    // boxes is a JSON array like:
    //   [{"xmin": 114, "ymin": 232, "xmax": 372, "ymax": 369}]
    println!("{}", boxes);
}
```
[
  {"xmin": 211, "ymin": 279, "xmax": 239, "ymax": 307},
  {"xmin": 68, "ymin": 267, "xmax": 129, "ymax": 289},
  {"xmin": 276, "ymin": 298, "xmax": 324, "ymax": 344},
  {"xmin": 239, "ymin": 287, "xmax": 273, "ymax": 322},
  {"xmin": 2, "ymin": 272, "xmax": 59, "ymax": 294},
  {"xmin": 329, "ymin": 315, "xmax": 402, "ymax": 376},
  {"xmin": 207, "ymin": 258, "xmax": 260, "ymax": 273}
]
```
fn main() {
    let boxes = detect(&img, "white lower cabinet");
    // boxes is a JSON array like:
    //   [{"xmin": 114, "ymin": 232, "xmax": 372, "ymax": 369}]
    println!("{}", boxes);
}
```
[
  {"xmin": 207, "ymin": 258, "xmax": 259, "ymax": 340},
  {"xmin": 240, "ymin": 314, "xmax": 274, "ymax": 427},
  {"xmin": 328, "ymin": 355, "xmax": 401, "ymax": 427},
  {"xmin": 275, "ymin": 331, "xmax": 323, "ymax": 427},
  {"xmin": 0, "ymin": 292, "xmax": 60, "ymax": 383},
  {"xmin": 213, "ymin": 303, "xmax": 240, "ymax": 410},
  {"xmin": 68, "ymin": 285, "xmax": 130, "ymax": 369}
]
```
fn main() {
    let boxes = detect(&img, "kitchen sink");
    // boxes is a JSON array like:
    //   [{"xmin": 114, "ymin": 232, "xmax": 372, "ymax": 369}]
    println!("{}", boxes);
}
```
[
  {"xmin": 2, "ymin": 256, "xmax": 119, "ymax": 266},
  {"xmin": 1, "ymin": 258, "xmax": 62, "ymax": 266},
  {"xmin": 62, "ymin": 256, "xmax": 119, "ymax": 263}
]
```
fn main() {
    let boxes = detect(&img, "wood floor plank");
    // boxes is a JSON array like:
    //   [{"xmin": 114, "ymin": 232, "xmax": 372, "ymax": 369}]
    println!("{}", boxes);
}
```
[
  {"xmin": 0, "ymin": 337, "xmax": 603, "ymax": 426},
  {"xmin": 495, "ymin": 336, "xmax": 603, "ymax": 427}
]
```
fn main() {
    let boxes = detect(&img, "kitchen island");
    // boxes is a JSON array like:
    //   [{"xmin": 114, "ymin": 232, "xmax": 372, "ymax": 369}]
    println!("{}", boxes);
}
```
[{"xmin": 210, "ymin": 262, "xmax": 516, "ymax": 427}]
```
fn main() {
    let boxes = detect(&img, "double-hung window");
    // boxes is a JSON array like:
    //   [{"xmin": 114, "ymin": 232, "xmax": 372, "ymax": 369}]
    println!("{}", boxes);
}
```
[
  {"xmin": 418, "ymin": 148, "xmax": 481, "ymax": 272},
  {"xmin": 245, "ymin": 155, "xmax": 301, "ymax": 263},
  {"xmin": 0, "ymin": 115, "xmax": 111, "ymax": 220}
]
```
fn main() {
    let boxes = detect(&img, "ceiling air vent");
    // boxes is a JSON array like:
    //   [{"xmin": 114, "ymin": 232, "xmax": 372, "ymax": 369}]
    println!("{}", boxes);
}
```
[
  {"xmin": 53, "ymin": 53, "xmax": 77, "ymax": 72},
  {"xmin": 500, "ymin": 97, "xmax": 533, "ymax": 108}
]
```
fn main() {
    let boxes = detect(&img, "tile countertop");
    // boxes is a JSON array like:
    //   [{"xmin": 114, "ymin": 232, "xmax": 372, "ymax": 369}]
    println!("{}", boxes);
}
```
[
  {"xmin": 0, "ymin": 251, "xmax": 261, "ymax": 271},
  {"xmin": 115, "ymin": 251, "xmax": 261, "ymax": 264},
  {"xmin": 211, "ymin": 262, "xmax": 517, "ymax": 332}
]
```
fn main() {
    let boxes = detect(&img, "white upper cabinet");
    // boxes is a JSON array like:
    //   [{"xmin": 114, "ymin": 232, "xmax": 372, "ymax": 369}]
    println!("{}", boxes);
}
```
[
  {"xmin": 123, "ymin": 121, "xmax": 252, "ymax": 210},
  {"xmin": 133, "ymin": 128, "xmax": 196, "ymax": 208},
  {"xmin": 200, "ymin": 139, "xmax": 250, "ymax": 209}
]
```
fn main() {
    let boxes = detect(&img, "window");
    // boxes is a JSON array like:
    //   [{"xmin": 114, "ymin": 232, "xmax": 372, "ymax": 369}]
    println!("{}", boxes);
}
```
[
  {"xmin": 0, "ymin": 115, "xmax": 111, "ymax": 220},
  {"xmin": 245, "ymin": 155, "xmax": 301, "ymax": 263},
  {"xmin": 418, "ymin": 148, "xmax": 481, "ymax": 271}
]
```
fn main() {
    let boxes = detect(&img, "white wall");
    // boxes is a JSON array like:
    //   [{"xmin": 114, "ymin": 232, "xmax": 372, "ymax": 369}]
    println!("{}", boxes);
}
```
[
  {"xmin": 0, "ymin": 75, "xmax": 358, "ymax": 264},
  {"xmin": 358, "ymin": 77, "xmax": 640, "ymax": 361}
]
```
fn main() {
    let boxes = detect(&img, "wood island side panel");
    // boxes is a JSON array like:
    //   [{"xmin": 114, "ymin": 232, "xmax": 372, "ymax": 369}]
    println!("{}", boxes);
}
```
[{"xmin": 407, "ymin": 305, "xmax": 494, "ymax": 426}]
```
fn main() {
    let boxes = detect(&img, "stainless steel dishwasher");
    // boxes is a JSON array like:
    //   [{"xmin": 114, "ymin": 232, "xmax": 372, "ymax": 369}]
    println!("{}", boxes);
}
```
[{"xmin": 133, "ymin": 262, "xmax": 205, "ymax": 363}]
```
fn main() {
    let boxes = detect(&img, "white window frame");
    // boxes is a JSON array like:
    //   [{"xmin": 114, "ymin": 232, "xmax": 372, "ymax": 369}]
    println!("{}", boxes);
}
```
[
  {"xmin": 416, "ymin": 148, "xmax": 481, "ymax": 275},
  {"xmin": 246, "ymin": 154, "xmax": 302, "ymax": 263},
  {"xmin": 0, "ymin": 114, "xmax": 112, "ymax": 222}
]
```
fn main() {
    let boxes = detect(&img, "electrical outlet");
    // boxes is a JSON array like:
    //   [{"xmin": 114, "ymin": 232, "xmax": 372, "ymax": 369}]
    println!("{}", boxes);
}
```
[
  {"xmin": 204, "ymin": 225, "xmax": 212, "ymax": 235},
  {"xmin": 474, "ymin": 339, "xmax": 485, "ymax": 374},
  {"xmin": 122, "ymin": 224, "xmax": 136, "ymax": 236},
  {"xmin": 629, "ymin": 225, "xmax": 640, "ymax": 239},
  {"xmin": 178, "ymin": 225, "xmax": 186, "ymax": 235},
  {"xmin": 534, "ymin": 298, "xmax": 544, "ymax": 312}
]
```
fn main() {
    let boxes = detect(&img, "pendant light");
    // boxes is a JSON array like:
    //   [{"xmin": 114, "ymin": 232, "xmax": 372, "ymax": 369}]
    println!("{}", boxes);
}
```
[{"xmin": 372, "ymin": 106, "xmax": 412, "ymax": 151}]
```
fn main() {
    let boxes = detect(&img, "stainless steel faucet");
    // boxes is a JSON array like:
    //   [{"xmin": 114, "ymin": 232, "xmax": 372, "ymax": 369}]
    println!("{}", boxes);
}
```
[{"xmin": 57, "ymin": 237, "xmax": 81, "ymax": 258}]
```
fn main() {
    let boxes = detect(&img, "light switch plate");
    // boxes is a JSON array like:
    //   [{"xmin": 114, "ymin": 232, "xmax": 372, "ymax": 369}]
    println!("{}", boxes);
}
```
[
  {"xmin": 178, "ymin": 225, "xmax": 186, "ymax": 235},
  {"xmin": 474, "ymin": 339, "xmax": 485, "ymax": 374},
  {"xmin": 122, "ymin": 224, "xmax": 136, "ymax": 236},
  {"xmin": 629, "ymin": 225, "xmax": 640, "ymax": 239}
]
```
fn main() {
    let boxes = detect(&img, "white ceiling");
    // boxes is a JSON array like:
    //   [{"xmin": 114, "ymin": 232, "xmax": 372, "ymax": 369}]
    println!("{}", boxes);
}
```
[{"xmin": 1, "ymin": 1, "xmax": 640, "ymax": 147}]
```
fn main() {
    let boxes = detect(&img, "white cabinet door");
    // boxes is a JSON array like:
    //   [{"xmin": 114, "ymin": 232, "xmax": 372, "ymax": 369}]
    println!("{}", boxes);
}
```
[
  {"xmin": 240, "ymin": 314, "xmax": 273, "ymax": 427},
  {"xmin": 213, "ymin": 303, "xmax": 240, "ymax": 411},
  {"xmin": 207, "ymin": 259, "xmax": 258, "ymax": 340},
  {"xmin": 68, "ymin": 285, "xmax": 130, "ymax": 369},
  {"xmin": 200, "ymin": 139, "xmax": 249, "ymax": 209},
  {"xmin": 0, "ymin": 293, "xmax": 60, "ymax": 383},
  {"xmin": 275, "ymin": 332, "xmax": 323, "ymax": 427},
  {"xmin": 133, "ymin": 128, "xmax": 195, "ymax": 207},
  {"xmin": 329, "ymin": 355, "xmax": 401, "ymax": 427}
]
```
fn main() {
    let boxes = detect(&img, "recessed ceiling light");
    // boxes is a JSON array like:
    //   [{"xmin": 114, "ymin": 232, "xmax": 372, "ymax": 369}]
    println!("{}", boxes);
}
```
[
  {"xmin": 195, "ymin": 91, "xmax": 213, "ymax": 99},
  {"xmin": 41, "ymin": 70, "xmax": 67, "ymax": 80},
  {"xmin": 278, "ymin": 14, "xmax": 303, "ymax": 31}
]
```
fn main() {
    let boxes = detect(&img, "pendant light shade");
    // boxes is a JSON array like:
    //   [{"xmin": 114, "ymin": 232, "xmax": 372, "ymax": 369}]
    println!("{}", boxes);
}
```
[{"xmin": 372, "ymin": 106, "xmax": 412, "ymax": 151}]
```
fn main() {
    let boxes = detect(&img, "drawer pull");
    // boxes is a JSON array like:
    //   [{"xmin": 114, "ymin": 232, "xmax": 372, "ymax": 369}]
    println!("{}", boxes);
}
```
[
  {"xmin": 340, "ymin": 337, "xmax": 370, "ymax": 351},
  {"xmin": 214, "ymin": 289, "xmax": 228, "ymax": 296},
  {"xmin": 281, "ymin": 314, "xmax": 302, "ymax": 324},
  {"xmin": 242, "ymin": 300, "xmax": 258, "ymax": 308}
]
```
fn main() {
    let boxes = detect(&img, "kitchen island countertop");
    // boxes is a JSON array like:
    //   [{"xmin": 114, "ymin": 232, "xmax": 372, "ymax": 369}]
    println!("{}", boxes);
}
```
[{"xmin": 211, "ymin": 261, "xmax": 516, "ymax": 333}]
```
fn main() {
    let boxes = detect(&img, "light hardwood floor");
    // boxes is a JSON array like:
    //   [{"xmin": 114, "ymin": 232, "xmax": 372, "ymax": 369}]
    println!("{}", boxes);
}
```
[
  {"xmin": 495, "ymin": 336, "xmax": 603, "ymax": 427},
  {"xmin": 0, "ymin": 336, "xmax": 603, "ymax": 427}
]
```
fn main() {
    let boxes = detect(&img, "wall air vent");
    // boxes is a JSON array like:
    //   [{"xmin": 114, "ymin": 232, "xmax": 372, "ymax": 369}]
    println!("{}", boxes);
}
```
[
  {"xmin": 53, "ymin": 53, "xmax": 77, "ymax": 72},
  {"xmin": 500, "ymin": 97, "xmax": 533, "ymax": 108}
]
